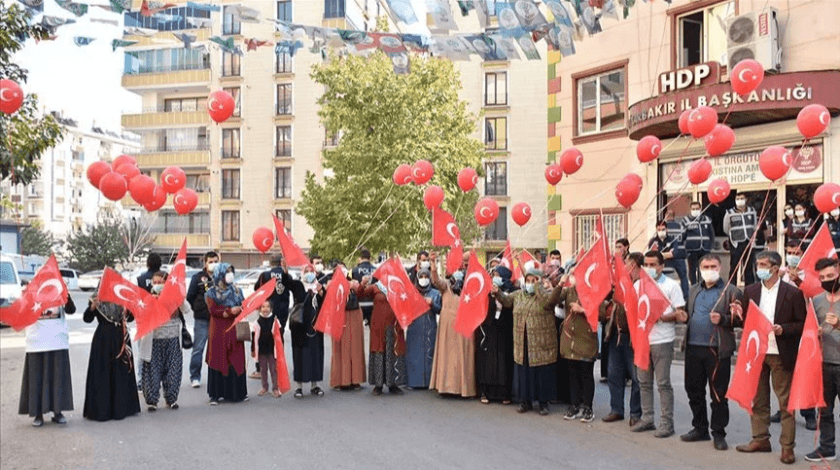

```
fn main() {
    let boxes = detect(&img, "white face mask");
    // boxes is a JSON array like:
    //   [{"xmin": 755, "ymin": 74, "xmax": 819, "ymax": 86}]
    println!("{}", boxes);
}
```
[
  {"xmin": 657, "ymin": 230, "xmax": 668, "ymax": 238},
  {"xmin": 832, "ymin": 209, "xmax": 840, "ymax": 218},
  {"xmin": 207, "ymin": 262, "xmax": 219, "ymax": 273},
  {"xmin": 690, "ymin": 209, "xmax": 701, "ymax": 218},
  {"xmin": 418, "ymin": 278, "xmax": 430, "ymax": 287},
  {"xmin": 643, "ymin": 267, "xmax": 658, "ymax": 279},
  {"xmin": 735, "ymin": 199, "xmax": 746, "ymax": 208},
  {"xmin": 151, "ymin": 284, "xmax": 164, "ymax": 295},
  {"xmin": 785, "ymin": 209, "xmax": 794, "ymax": 217},
  {"xmin": 700, "ymin": 269, "xmax": 720, "ymax": 284},
  {"xmin": 795, "ymin": 210, "xmax": 805, "ymax": 217},
  {"xmin": 524, "ymin": 283, "xmax": 535, "ymax": 294},
  {"xmin": 420, "ymin": 260, "xmax": 431, "ymax": 269},
  {"xmin": 313, "ymin": 263, "xmax": 324, "ymax": 273},
  {"xmin": 224, "ymin": 272, "xmax": 235, "ymax": 285}
]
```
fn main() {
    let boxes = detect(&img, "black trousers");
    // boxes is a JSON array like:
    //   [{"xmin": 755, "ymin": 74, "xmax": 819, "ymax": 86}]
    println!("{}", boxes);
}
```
[
  {"xmin": 818, "ymin": 363, "xmax": 840, "ymax": 454},
  {"xmin": 568, "ymin": 359, "xmax": 595, "ymax": 409},
  {"xmin": 684, "ymin": 345, "xmax": 730, "ymax": 438},
  {"xmin": 686, "ymin": 250, "xmax": 709, "ymax": 286},
  {"xmin": 728, "ymin": 242, "xmax": 756, "ymax": 286},
  {"xmin": 600, "ymin": 319, "xmax": 610, "ymax": 379}
]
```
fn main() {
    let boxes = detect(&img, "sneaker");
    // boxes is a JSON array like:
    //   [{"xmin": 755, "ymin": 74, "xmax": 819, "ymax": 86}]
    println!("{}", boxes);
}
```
[
  {"xmin": 168, "ymin": 403, "xmax": 179, "ymax": 410},
  {"xmin": 631, "ymin": 421, "xmax": 656, "ymax": 433},
  {"xmin": 805, "ymin": 450, "xmax": 837, "ymax": 462},
  {"xmin": 805, "ymin": 415, "xmax": 817, "ymax": 431},
  {"xmin": 147, "ymin": 405, "xmax": 157, "ymax": 412},
  {"xmin": 51, "ymin": 414, "xmax": 67, "ymax": 425},
  {"xmin": 191, "ymin": 380, "xmax": 200, "ymax": 388},
  {"xmin": 372, "ymin": 387, "xmax": 383, "ymax": 396},
  {"xmin": 389, "ymin": 386, "xmax": 404, "ymax": 395},
  {"xmin": 209, "ymin": 398, "xmax": 219, "ymax": 406},
  {"xmin": 770, "ymin": 410, "xmax": 781, "ymax": 423},
  {"xmin": 580, "ymin": 407, "xmax": 595, "ymax": 423},
  {"xmin": 539, "ymin": 404, "xmax": 550, "ymax": 416},
  {"xmin": 517, "ymin": 402, "xmax": 532, "ymax": 413},
  {"xmin": 243, "ymin": 396, "xmax": 250, "ymax": 402},
  {"xmin": 293, "ymin": 388, "xmax": 303, "ymax": 398},
  {"xmin": 311, "ymin": 387, "xmax": 324, "ymax": 396},
  {"xmin": 563, "ymin": 406, "xmax": 581, "ymax": 420},
  {"xmin": 32, "ymin": 416, "xmax": 44, "ymax": 427},
  {"xmin": 713, "ymin": 436, "xmax": 729, "ymax": 451}
]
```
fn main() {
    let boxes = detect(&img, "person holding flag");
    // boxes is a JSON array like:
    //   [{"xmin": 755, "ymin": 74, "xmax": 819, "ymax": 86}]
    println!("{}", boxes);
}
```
[
  {"xmin": 359, "ymin": 275, "xmax": 407, "ymax": 395},
  {"xmin": 476, "ymin": 265, "xmax": 517, "ymax": 405},
  {"xmin": 204, "ymin": 263, "xmax": 248, "ymax": 405},
  {"xmin": 405, "ymin": 268, "xmax": 442, "ymax": 390},
  {"xmin": 281, "ymin": 260, "xmax": 326, "ymax": 399},
  {"xmin": 329, "ymin": 262, "xmax": 366, "ymax": 391}
]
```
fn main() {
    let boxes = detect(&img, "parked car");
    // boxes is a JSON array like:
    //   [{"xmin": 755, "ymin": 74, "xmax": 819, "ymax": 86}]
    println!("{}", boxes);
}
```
[
  {"xmin": 59, "ymin": 268, "xmax": 81, "ymax": 291},
  {"xmin": 78, "ymin": 270, "xmax": 104, "ymax": 291},
  {"xmin": 234, "ymin": 269, "xmax": 263, "ymax": 298},
  {"xmin": 0, "ymin": 255, "xmax": 22, "ymax": 310}
]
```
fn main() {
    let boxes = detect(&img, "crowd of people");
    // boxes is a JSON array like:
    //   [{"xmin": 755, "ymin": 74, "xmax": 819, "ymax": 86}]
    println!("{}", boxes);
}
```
[{"xmin": 15, "ymin": 211, "xmax": 840, "ymax": 466}]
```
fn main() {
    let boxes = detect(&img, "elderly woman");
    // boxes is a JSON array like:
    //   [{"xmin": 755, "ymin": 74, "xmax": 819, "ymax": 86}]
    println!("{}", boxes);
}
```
[
  {"xmin": 476, "ymin": 265, "xmax": 517, "ymax": 404},
  {"xmin": 429, "ymin": 252, "xmax": 476, "ymax": 398},
  {"xmin": 405, "ymin": 268, "xmax": 442, "ymax": 390},
  {"xmin": 492, "ymin": 269, "xmax": 557, "ymax": 415},
  {"xmin": 281, "ymin": 261, "xmax": 326, "ymax": 398},
  {"xmin": 205, "ymin": 263, "xmax": 248, "ymax": 405}
]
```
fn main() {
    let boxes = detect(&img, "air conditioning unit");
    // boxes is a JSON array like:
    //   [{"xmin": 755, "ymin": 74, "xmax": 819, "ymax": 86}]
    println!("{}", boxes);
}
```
[{"xmin": 726, "ymin": 8, "xmax": 781, "ymax": 72}]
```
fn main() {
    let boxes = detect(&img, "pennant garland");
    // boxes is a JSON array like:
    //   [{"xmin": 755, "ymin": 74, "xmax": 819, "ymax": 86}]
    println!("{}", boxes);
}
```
[
  {"xmin": 386, "ymin": 0, "xmax": 419, "ymax": 24},
  {"xmin": 73, "ymin": 36, "xmax": 96, "ymax": 47},
  {"xmin": 187, "ymin": 1, "xmax": 220, "ymax": 12},
  {"xmin": 425, "ymin": 0, "xmax": 458, "ymax": 30},
  {"xmin": 55, "ymin": 0, "xmax": 89, "ymax": 17},
  {"xmin": 111, "ymin": 39, "xmax": 138, "ymax": 51}
]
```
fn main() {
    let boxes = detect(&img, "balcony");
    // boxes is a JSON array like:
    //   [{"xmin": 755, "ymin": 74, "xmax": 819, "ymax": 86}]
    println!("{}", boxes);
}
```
[
  {"xmin": 152, "ymin": 233, "xmax": 211, "ymax": 249},
  {"xmin": 133, "ymin": 143, "xmax": 211, "ymax": 168},
  {"xmin": 121, "ymin": 191, "xmax": 210, "ymax": 207},
  {"xmin": 123, "ymin": 28, "xmax": 212, "ymax": 45},
  {"xmin": 122, "ymin": 108, "xmax": 210, "ymax": 129},
  {"xmin": 122, "ymin": 68, "xmax": 211, "ymax": 91}
]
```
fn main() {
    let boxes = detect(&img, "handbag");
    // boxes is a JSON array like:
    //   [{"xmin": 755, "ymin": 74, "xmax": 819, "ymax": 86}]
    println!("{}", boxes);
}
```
[
  {"xmin": 288, "ymin": 303, "xmax": 303, "ymax": 325},
  {"xmin": 235, "ymin": 321, "xmax": 251, "ymax": 342},
  {"xmin": 179, "ymin": 314, "xmax": 193, "ymax": 349}
]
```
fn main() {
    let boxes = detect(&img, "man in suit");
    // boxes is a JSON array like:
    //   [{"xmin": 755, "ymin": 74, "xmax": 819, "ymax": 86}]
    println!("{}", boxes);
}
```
[{"xmin": 732, "ymin": 251, "xmax": 807, "ymax": 465}]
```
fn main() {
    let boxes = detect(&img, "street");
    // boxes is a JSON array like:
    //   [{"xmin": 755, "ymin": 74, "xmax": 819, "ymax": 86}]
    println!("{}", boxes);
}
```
[{"xmin": 0, "ymin": 290, "xmax": 824, "ymax": 469}]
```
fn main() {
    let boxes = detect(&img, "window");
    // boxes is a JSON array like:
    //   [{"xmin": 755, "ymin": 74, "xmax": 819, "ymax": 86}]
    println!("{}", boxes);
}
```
[
  {"xmin": 275, "ymin": 167, "xmax": 292, "ymax": 199},
  {"xmin": 324, "ymin": 129, "xmax": 342, "ymax": 147},
  {"xmin": 325, "ymin": 0, "xmax": 345, "ymax": 18},
  {"xmin": 222, "ymin": 5, "xmax": 241, "ymax": 35},
  {"xmin": 164, "ymin": 97, "xmax": 206, "ymax": 112},
  {"xmin": 276, "ymin": 84, "xmax": 292, "ymax": 115},
  {"xmin": 276, "ymin": 50, "xmax": 293, "ymax": 73},
  {"xmin": 572, "ymin": 211, "xmax": 627, "ymax": 252},
  {"xmin": 222, "ymin": 169, "xmax": 240, "ymax": 199},
  {"xmin": 156, "ymin": 127, "xmax": 208, "ymax": 152},
  {"xmin": 677, "ymin": 1, "xmax": 735, "ymax": 68},
  {"xmin": 277, "ymin": 0, "xmax": 292, "ymax": 21},
  {"xmin": 485, "ymin": 162, "xmax": 507, "ymax": 196},
  {"xmin": 222, "ymin": 210, "xmax": 240, "ymax": 241},
  {"xmin": 275, "ymin": 209, "xmax": 292, "ymax": 233},
  {"xmin": 222, "ymin": 129, "xmax": 240, "ymax": 158},
  {"xmin": 124, "ymin": 6, "xmax": 211, "ymax": 31},
  {"xmin": 485, "ymin": 207, "xmax": 508, "ymax": 241},
  {"xmin": 123, "ymin": 48, "xmax": 209, "ymax": 75},
  {"xmin": 150, "ymin": 211, "xmax": 210, "ymax": 234},
  {"xmin": 223, "ymin": 87, "xmax": 240, "ymax": 117},
  {"xmin": 576, "ymin": 67, "xmax": 626, "ymax": 136},
  {"xmin": 186, "ymin": 173, "xmax": 210, "ymax": 193},
  {"xmin": 276, "ymin": 126, "xmax": 292, "ymax": 157},
  {"xmin": 222, "ymin": 52, "xmax": 241, "ymax": 77},
  {"xmin": 485, "ymin": 72, "xmax": 507, "ymax": 106},
  {"xmin": 485, "ymin": 117, "xmax": 507, "ymax": 150}
]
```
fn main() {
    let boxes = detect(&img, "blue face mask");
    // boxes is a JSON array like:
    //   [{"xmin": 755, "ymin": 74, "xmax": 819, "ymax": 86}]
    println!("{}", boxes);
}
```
[
  {"xmin": 492, "ymin": 276, "xmax": 504, "ymax": 287},
  {"xmin": 786, "ymin": 255, "xmax": 801, "ymax": 268},
  {"xmin": 452, "ymin": 271, "xmax": 464, "ymax": 282},
  {"xmin": 756, "ymin": 268, "xmax": 773, "ymax": 281},
  {"xmin": 303, "ymin": 272, "xmax": 317, "ymax": 284}
]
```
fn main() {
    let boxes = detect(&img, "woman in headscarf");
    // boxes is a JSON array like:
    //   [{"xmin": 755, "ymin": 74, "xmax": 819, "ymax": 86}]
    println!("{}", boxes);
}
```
[
  {"xmin": 205, "ymin": 263, "xmax": 247, "ymax": 405},
  {"xmin": 281, "ymin": 261, "xmax": 326, "ymax": 398},
  {"xmin": 83, "ymin": 290, "xmax": 140, "ymax": 421},
  {"xmin": 19, "ymin": 297, "xmax": 76, "ymax": 427},
  {"xmin": 359, "ymin": 276, "xmax": 407, "ymax": 395},
  {"xmin": 405, "ymin": 267, "xmax": 442, "ymax": 390},
  {"xmin": 429, "ymin": 251, "xmax": 476, "ymax": 398},
  {"xmin": 330, "ymin": 262, "xmax": 366, "ymax": 390},
  {"xmin": 475, "ymin": 265, "xmax": 517, "ymax": 404},
  {"xmin": 491, "ymin": 268, "xmax": 557, "ymax": 415}
]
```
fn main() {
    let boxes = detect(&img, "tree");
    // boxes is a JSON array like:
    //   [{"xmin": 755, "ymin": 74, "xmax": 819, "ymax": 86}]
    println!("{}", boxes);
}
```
[
  {"xmin": 20, "ymin": 221, "xmax": 55, "ymax": 256},
  {"xmin": 64, "ymin": 212, "xmax": 155, "ymax": 272},
  {"xmin": 122, "ymin": 212, "xmax": 158, "ymax": 265},
  {"xmin": 0, "ymin": 1, "xmax": 65, "ymax": 185},
  {"xmin": 298, "ymin": 53, "xmax": 484, "ymax": 261}
]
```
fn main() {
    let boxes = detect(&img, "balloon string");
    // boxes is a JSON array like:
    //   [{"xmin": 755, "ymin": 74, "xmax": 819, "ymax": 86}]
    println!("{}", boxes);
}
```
[
  {"xmin": 355, "ymin": 190, "xmax": 415, "ymax": 253},
  {"xmin": 346, "ymin": 182, "xmax": 395, "ymax": 262}
]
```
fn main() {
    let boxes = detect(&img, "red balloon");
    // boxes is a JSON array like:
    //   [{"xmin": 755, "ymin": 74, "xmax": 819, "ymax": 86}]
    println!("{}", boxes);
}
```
[
  {"xmin": 707, "ymin": 179, "xmax": 731, "ymax": 204},
  {"xmin": 545, "ymin": 164, "xmax": 563, "ymax": 185},
  {"xmin": 687, "ymin": 106, "xmax": 718, "ymax": 138},
  {"xmin": 207, "ymin": 90, "xmax": 235, "ymax": 123},
  {"xmin": 86, "ymin": 161, "xmax": 111, "ymax": 188},
  {"xmin": 114, "ymin": 163, "xmax": 141, "ymax": 183},
  {"xmin": 423, "ymin": 185, "xmax": 444, "ymax": 210},
  {"xmin": 730, "ymin": 59, "xmax": 765, "ymax": 96},
  {"xmin": 173, "ymin": 188, "xmax": 198, "ymax": 215},
  {"xmin": 161, "ymin": 166, "xmax": 187, "ymax": 194},
  {"xmin": 143, "ymin": 185, "xmax": 167, "ymax": 212},
  {"xmin": 393, "ymin": 164, "xmax": 413, "ymax": 186},
  {"xmin": 704, "ymin": 124, "xmax": 735, "ymax": 157},
  {"xmin": 457, "ymin": 168, "xmax": 478, "ymax": 192},
  {"xmin": 615, "ymin": 179, "xmax": 641, "ymax": 208},
  {"xmin": 0, "ymin": 79, "xmax": 25, "ymax": 114},
  {"xmin": 411, "ymin": 160, "xmax": 434, "ymax": 185},
  {"xmin": 636, "ymin": 135, "xmax": 662, "ymax": 163},
  {"xmin": 98, "ymin": 172, "xmax": 128, "ymax": 201},
  {"xmin": 678, "ymin": 109, "xmax": 692, "ymax": 135},
  {"xmin": 560, "ymin": 147, "xmax": 583, "ymax": 175},
  {"xmin": 252, "ymin": 227, "xmax": 275, "ymax": 253},
  {"xmin": 111, "ymin": 154, "xmax": 136, "ymax": 170},
  {"xmin": 814, "ymin": 183, "xmax": 840, "ymax": 214},
  {"xmin": 511, "ymin": 202, "xmax": 532, "ymax": 226},
  {"xmin": 797, "ymin": 104, "xmax": 831, "ymax": 139},
  {"xmin": 474, "ymin": 198, "xmax": 500, "ymax": 226},
  {"xmin": 758, "ymin": 146, "xmax": 792, "ymax": 182},
  {"xmin": 128, "ymin": 174, "xmax": 156, "ymax": 205},
  {"xmin": 621, "ymin": 173, "xmax": 643, "ymax": 192},
  {"xmin": 687, "ymin": 158, "xmax": 713, "ymax": 185}
]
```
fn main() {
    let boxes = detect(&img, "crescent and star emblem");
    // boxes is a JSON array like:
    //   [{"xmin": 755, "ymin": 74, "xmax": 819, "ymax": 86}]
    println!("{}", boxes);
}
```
[
  {"xmin": 637, "ymin": 294, "xmax": 651, "ymax": 329},
  {"xmin": 584, "ymin": 263, "xmax": 597, "ymax": 288},
  {"xmin": 462, "ymin": 272, "xmax": 485, "ymax": 304},
  {"xmin": 35, "ymin": 279, "xmax": 64, "ymax": 303},
  {"xmin": 744, "ymin": 330, "xmax": 761, "ymax": 373}
]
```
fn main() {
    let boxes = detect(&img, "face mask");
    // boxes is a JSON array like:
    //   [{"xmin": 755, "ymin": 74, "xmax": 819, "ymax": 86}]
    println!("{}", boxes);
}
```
[
  {"xmin": 657, "ymin": 230, "xmax": 667, "ymax": 238},
  {"xmin": 303, "ymin": 272, "xmax": 317, "ymax": 284},
  {"xmin": 795, "ymin": 210, "xmax": 805, "ymax": 217},
  {"xmin": 821, "ymin": 279, "xmax": 840, "ymax": 294},
  {"xmin": 492, "ymin": 276, "xmax": 503, "ymax": 287},
  {"xmin": 224, "ymin": 272, "xmax": 235, "ymax": 285},
  {"xmin": 313, "ymin": 263, "xmax": 324, "ymax": 273},
  {"xmin": 832, "ymin": 209, "xmax": 840, "ymax": 218},
  {"xmin": 700, "ymin": 269, "xmax": 720, "ymax": 284},
  {"xmin": 418, "ymin": 278, "xmax": 430, "ymax": 287},
  {"xmin": 786, "ymin": 255, "xmax": 801, "ymax": 268},
  {"xmin": 207, "ymin": 262, "xmax": 218, "ymax": 273},
  {"xmin": 452, "ymin": 270, "xmax": 464, "ymax": 282},
  {"xmin": 756, "ymin": 268, "xmax": 773, "ymax": 281},
  {"xmin": 735, "ymin": 199, "xmax": 746, "ymax": 208},
  {"xmin": 690, "ymin": 210, "xmax": 701, "ymax": 218},
  {"xmin": 151, "ymin": 284, "xmax": 164, "ymax": 295},
  {"xmin": 785, "ymin": 209, "xmax": 794, "ymax": 217},
  {"xmin": 643, "ymin": 267, "xmax": 658, "ymax": 279},
  {"xmin": 420, "ymin": 261, "xmax": 430, "ymax": 269},
  {"xmin": 524, "ymin": 283, "xmax": 535, "ymax": 294}
]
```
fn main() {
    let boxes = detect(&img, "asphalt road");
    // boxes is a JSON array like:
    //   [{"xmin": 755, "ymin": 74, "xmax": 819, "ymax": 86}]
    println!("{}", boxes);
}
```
[{"xmin": 0, "ymin": 290, "xmax": 824, "ymax": 469}]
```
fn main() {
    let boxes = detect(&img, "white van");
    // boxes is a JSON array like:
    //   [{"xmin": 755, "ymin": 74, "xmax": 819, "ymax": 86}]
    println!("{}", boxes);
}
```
[{"xmin": 0, "ymin": 254, "xmax": 23, "ymax": 308}]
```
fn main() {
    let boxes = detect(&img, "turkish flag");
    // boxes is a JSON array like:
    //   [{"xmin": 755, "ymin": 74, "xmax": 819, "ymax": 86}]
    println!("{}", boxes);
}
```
[
  {"xmin": 575, "ymin": 216, "xmax": 612, "ymax": 332},
  {"xmin": 633, "ymin": 269, "xmax": 672, "ymax": 370},
  {"xmin": 446, "ymin": 242, "xmax": 464, "ymax": 276},
  {"xmin": 372, "ymin": 258, "xmax": 429, "ymax": 329},
  {"xmin": 727, "ymin": 300, "xmax": 774, "ymax": 414},
  {"xmin": 98, "ymin": 268, "xmax": 166, "ymax": 340},
  {"xmin": 314, "ymin": 266, "xmax": 349, "ymax": 340},
  {"xmin": 0, "ymin": 255, "xmax": 68, "ymax": 331},
  {"xmin": 228, "ymin": 278, "xmax": 277, "ymax": 332},
  {"xmin": 158, "ymin": 238, "xmax": 187, "ymax": 315},
  {"xmin": 454, "ymin": 251, "xmax": 492, "ymax": 338},
  {"xmin": 798, "ymin": 223, "xmax": 838, "ymax": 298},
  {"xmin": 432, "ymin": 207, "xmax": 460, "ymax": 247},
  {"xmin": 272, "ymin": 319, "xmax": 292, "ymax": 393},
  {"xmin": 612, "ymin": 254, "xmax": 639, "ymax": 345},
  {"xmin": 788, "ymin": 300, "xmax": 826, "ymax": 412},
  {"xmin": 272, "ymin": 213, "xmax": 310, "ymax": 268},
  {"xmin": 500, "ymin": 241, "xmax": 521, "ymax": 282}
]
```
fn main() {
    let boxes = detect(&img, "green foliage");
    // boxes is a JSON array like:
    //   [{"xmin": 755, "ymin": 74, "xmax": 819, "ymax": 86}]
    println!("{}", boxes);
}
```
[
  {"xmin": 374, "ymin": 15, "xmax": 390, "ymax": 32},
  {"xmin": 20, "ymin": 224, "xmax": 55, "ymax": 257},
  {"xmin": 0, "ymin": 0, "xmax": 65, "ymax": 185},
  {"xmin": 64, "ymin": 214, "xmax": 156, "ymax": 272},
  {"xmin": 298, "ymin": 53, "xmax": 484, "ymax": 261}
]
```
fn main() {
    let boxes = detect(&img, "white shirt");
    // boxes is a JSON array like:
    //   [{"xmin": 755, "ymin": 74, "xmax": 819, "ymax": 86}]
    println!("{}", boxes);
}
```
[
  {"xmin": 759, "ymin": 278, "xmax": 781, "ymax": 355},
  {"xmin": 25, "ymin": 308, "xmax": 69, "ymax": 353},
  {"xmin": 635, "ymin": 274, "xmax": 686, "ymax": 345}
]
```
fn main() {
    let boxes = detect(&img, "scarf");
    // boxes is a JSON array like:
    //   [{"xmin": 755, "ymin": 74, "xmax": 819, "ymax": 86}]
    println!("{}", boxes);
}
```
[{"xmin": 97, "ymin": 301, "xmax": 132, "ymax": 371}]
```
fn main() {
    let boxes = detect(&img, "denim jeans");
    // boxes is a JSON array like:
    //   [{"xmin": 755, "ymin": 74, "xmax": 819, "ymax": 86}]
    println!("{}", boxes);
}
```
[
  {"xmin": 608, "ymin": 332, "xmax": 641, "ymax": 418},
  {"xmin": 637, "ymin": 341, "xmax": 674, "ymax": 430},
  {"xmin": 189, "ymin": 318, "xmax": 209, "ymax": 382}
]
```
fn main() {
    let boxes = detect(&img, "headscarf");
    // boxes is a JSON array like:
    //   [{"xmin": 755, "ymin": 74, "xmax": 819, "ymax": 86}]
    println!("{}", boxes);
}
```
[
  {"xmin": 205, "ymin": 262, "xmax": 244, "ymax": 307},
  {"xmin": 492, "ymin": 266, "xmax": 517, "ymax": 293},
  {"xmin": 415, "ymin": 268, "xmax": 431, "ymax": 293},
  {"xmin": 301, "ymin": 265, "xmax": 319, "ymax": 293}
]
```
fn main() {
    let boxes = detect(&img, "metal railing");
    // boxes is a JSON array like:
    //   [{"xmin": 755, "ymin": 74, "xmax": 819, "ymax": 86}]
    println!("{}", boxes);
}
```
[
  {"xmin": 136, "ymin": 142, "xmax": 210, "ymax": 154},
  {"xmin": 127, "ymin": 105, "xmax": 207, "ymax": 114},
  {"xmin": 124, "ymin": 61, "xmax": 209, "ymax": 76}
]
